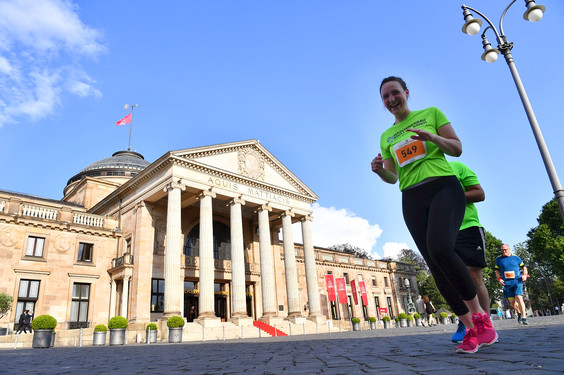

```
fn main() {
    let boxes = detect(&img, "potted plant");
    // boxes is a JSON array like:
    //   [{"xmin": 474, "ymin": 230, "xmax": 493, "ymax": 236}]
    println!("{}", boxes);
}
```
[
  {"xmin": 30, "ymin": 314, "xmax": 57, "ymax": 349},
  {"xmin": 439, "ymin": 312, "xmax": 449, "ymax": 325},
  {"xmin": 413, "ymin": 312, "xmax": 422, "ymax": 326},
  {"xmin": 398, "ymin": 313, "xmax": 408, "ymax": 328},
  {"xmin": 451, "ymin": 313, "xmax": 458, "ymax": 324},
  {"xmin": 108, "ymin": 316, "xmax": 128, "ymax": 346},
  {"xmin": 146, "ymin": 322, "xmax": 158, "ymax": 343},
  {"xmin": 93, "ymin": 324, "xmax": 107, "ymax": 346},
  {"xmin": 368, "ymin": 316, "xmax": 377, "ymax": 330},
  {"xmin": 167, "ymin": 315, "xmax": 185, "ymax": 343},
  {"xmin": 406, "ymin": 314, "xmax": 414, "ymax": 327},
  {"xmin": 382, "ymin": 316, "xmax": 391, "ymax": 329},
  {"xmin": 351, "ymin": 317, "xmax": 361, "ymax": 331},
  {"xmin": 394, "ymin": 316, "xmax": 400, "ymax": 328}
]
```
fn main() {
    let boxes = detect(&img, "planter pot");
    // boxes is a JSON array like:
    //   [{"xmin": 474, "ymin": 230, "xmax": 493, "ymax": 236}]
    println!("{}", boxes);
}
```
[
  {"xmin": 50, "ymin": 331, "xmax": 56, "ymax": 347},
  {"xmin": 451, "ymin": 317, "xmax": 459, "ymax": 324},
  {"xmin": 440, "ymin": 317, "xmax": 449, "ymax": 325},
  {"xmin": 415, "ymin": 318, "xmax": 422, "ymax": 326},
  {"xmin": 169, "ymin": 327, "xmax": 183, "ymax": 343},
  {"xmin": 146, "ymin": 329, "xmax": 158, "ymax": 343},
  {"xmin": 407, "ymin": 320, "xmax": 413, "ymax": 327},
  {"xmin": 383, "ymin": 321, "xmax": 390, "ymax": 329},
  {"xmin": 93, "ymin": 331, "xmax": 107, "ymax": 346},
  {"xmin": 352, "ymin": 322, "xmax": 360, "ymax": 331},
  {"xmin": 109, "ymin": 328, "xmax": 126, "ymax": 346},
  {"xmin": 399, "ymin": 319, "xmax": 407, "ymax": 328},
  {"xmin": 369, "ymin": 322, "xmax": 376, "ymax": 330},
  {"xmin": 32, "ymin": 329, "xmax": 53, "ymax": 349}
]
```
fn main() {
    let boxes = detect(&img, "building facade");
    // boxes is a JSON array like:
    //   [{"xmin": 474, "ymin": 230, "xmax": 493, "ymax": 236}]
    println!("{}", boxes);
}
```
[{"xmin": 0, "ymin": 140, "xmax": 417, "ymax": 332}]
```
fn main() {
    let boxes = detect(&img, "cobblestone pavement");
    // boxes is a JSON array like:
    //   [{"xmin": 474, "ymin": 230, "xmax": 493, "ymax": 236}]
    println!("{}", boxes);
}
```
[{"xmin": 1, "ymin": 315, "xmax": 563, "ymax": 374}]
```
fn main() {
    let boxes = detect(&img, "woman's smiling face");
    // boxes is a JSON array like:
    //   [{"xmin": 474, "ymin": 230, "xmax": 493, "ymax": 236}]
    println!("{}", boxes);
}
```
[{"xmin": 380, "ymin": 80, "xmax": 410, "ymax": 121}]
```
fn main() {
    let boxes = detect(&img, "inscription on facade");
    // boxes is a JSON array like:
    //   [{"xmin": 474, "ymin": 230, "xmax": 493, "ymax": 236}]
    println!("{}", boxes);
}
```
[{"xmin": 207, "ymin": 176, "xmax": 291, "ymax": 205}]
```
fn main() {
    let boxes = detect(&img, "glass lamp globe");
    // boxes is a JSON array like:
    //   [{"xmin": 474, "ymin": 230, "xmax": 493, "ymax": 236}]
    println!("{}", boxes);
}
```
[
  {"xmin": 527, "ymin": 8, "xmax": 543, "ymax": 22},
  {"xmin": 485, "ymin": 51, "xmax": 499, "ymax": 63},
  {"xmin": 466, "ymin": 21, "xmax": 481, "ymax": 36}
]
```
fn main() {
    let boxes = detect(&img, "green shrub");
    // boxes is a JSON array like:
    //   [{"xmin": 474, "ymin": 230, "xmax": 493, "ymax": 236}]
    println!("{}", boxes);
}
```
[
  {"xmin": 30, "ymin": 315, "xmax": 57, "ymax": 330},
  {"xmin": 413, "ymin": 313, "xmax": 421, "ymax": 319},
  {"xmin": 440, "ymin": 312, "xmax": 449, "ymax": 318},
  {"xmin": 94, "ymin": 324, "xmax": 108, "ymax": 332},
  {"xmin": 398, "ymin": 313, "xmax": 408, "ymax": 320},
  {"xmin": 394, "ymin": 316, "xmax": 399, "ymax": 322},
  {"xmin": 108, "ymin": 316, "xmax": 128, "ymax": 329},
  {"xmin": 406, "ymin": 315, "xmax": 413, "ymax": 321},
  {"xmin": 351, "ymin": 317, "xmax": 361, "ymax": 324},
  {"xmin": 146, "ymin": 323, "xmax": 158, "ymax": 331},
  {"xmin": 451, "ymin": 313, "xmax": 457, "ymax": 318},
  {"xmin": 167, "ymin": 315, "xmax": 185, "ymax": 328},
  {"xmin": 382, "ymin": 316, "xmax": 391, "ymax": 322},
  {"xmin": 0, "ymin": 293, "xmax": 13, "ymax": 319},
  {"xmin": 369, "ymin": 317, "xmax": 377, "ymax": 323}
]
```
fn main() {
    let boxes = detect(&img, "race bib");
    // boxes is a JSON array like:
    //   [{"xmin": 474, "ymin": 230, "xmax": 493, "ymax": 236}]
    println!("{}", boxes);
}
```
[
  {"xmin": 393, "ymin": 138, "xmax": 427, "ymax": 168},
  {"xmin": 504, "ymin": 271, "xmax": 516, "ymax": 279}
]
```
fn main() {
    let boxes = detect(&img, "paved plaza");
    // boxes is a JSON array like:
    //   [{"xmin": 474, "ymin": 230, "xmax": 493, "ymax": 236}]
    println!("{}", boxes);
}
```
[{"xmin": 1, "ymin": 315, "xmax": 563, "ymax": 374}]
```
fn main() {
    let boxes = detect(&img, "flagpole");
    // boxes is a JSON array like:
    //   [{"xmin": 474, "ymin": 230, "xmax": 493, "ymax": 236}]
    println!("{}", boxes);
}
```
[{"xmin": 123, "ymin": 104, "xmax": 139, "ymax": 151}]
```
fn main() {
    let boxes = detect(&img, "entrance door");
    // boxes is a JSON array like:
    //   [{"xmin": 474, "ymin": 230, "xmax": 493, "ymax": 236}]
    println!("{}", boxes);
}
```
[
  {"xmin": 215, "ymin": 296, "xmax": 227, "ymax": 321},
  {"xmin": 185, "ymin": 295, "xmax": 198, "ymax": 322}
]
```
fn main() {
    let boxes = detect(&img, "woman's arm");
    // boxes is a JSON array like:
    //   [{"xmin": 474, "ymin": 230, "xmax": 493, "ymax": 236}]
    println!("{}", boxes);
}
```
[
  {"xmin": 464, "ymin": 184, "xmax": 485, "ymax": 203},
  {"xmin": 371, "ymin": 153, "xmax": 398, "ymax": 184},
  {"xmin": 407, "ymin": 123, "xmax": 462, "ymax": 157}
]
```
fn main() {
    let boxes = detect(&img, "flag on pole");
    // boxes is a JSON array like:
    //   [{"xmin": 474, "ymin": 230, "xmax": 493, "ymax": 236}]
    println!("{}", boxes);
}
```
[{"xmin": 116, "ymin": 113, "xmax": 132, "ymax": 126}]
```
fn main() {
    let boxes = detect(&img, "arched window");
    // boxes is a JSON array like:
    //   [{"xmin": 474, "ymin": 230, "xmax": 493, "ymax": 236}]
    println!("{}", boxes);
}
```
[{"xmin": 183, "ymin": 221, "xmax": 231, "ymax": 260}]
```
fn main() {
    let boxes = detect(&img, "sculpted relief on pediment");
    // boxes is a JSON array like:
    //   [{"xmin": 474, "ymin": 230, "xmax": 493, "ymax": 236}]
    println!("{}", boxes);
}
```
[{"xmin": 238, "ymin": 148, "xmax": 265, "ymax": 181}]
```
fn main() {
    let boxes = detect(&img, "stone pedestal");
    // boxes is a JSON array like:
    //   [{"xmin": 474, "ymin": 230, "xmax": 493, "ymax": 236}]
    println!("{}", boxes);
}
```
[
  {"xmin": 260, "ymin": 316, "xmax": 284, "ymax": 327},
  {"xmin": 286, "ymin": 316, "xmax": 307, "ymax": 324},
  {"xmin": 307, "ymin": 314, "xmax": 327, "ymax": 324},
  {"xmin": 231, "ymin": 316, "xmax": 254, "ymax": 326},
  {"xmin": 195, "ymin": 316, "xmax": 221, "ymax": 328}
]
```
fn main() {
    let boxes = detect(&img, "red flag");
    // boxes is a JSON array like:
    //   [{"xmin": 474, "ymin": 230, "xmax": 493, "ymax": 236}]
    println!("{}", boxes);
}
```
[
  {"xmin": 359, "ymin": 281, "xmax": 368, "ymax": 306},
  {"xmin": 351, "ymin": 280, "xmax": 358, "ymax": 305},
  {"xmin": 116, "ymin": 113, "xmax": 132, "ymax": 126},
  {"xmin": 325, "ymin": 275, "xmax": 336, "ymax": 302},
  {"xmin": 335, "ymin": 277, "xmax": 347, "ymax": 304}
]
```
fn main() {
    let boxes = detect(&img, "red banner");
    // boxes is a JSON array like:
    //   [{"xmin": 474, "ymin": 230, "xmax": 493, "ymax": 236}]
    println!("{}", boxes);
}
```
[
  {"xmin": 116, "ymin": 113, "xmax": 132, "ymax": 126},
  {"xmin": 379, "ymin": 307, "xmax": 388, "ymax": 317},
  {"xmin": 335, "ymin": 277, "xmax": 347, "ymax": 304},
  {"xmin": 325, "ymin": 274, "xmax": 336, "ymax": 302},
  {"xmin": 350, "ymin": 280, "xmax": 359, "ymax": 305},
  {"xmin": 358, "ymin": 281, "xmax": 368, "ymax": 306}
]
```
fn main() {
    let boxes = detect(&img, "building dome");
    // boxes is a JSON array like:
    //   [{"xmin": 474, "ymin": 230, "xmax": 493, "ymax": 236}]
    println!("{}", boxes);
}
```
[{"xmin": 66, "ymin": 150, "xmax": 151, "ymax": 186}]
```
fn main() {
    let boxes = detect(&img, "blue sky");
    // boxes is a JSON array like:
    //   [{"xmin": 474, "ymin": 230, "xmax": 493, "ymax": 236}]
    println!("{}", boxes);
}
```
[{"xmin": 1, "ymin": 0, "xmax": 563, "ymax": 259}]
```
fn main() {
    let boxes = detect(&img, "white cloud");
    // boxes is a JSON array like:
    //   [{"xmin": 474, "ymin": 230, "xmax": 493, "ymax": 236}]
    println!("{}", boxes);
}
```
[
  {"xmin": 380, "ymin": 242, "xmax": 411, "ymax": 261},
  {"xmin": 0, "ymin": 0, "xmax": 106, "ymax": 127},
  {"xmin": 292, "ymin": 203, "xmax": 383, "ymax": 257}
]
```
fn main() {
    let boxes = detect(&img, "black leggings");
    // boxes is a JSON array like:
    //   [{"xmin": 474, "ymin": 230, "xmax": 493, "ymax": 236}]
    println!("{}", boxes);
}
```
[{"xmin": 402, "ymin": 175, "xmax": 474, "ymax": 316}]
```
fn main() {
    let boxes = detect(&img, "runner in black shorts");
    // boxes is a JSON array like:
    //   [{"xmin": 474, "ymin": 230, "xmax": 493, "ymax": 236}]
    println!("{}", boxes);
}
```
[{"xmin": 449, "ymin": 161, "xmax": 490, "ymax": 343}]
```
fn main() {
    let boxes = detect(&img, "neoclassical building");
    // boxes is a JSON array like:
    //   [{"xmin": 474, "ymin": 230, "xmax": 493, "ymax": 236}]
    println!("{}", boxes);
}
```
[{"xmin": 0, "ymin": 140, "xmax": 417, "ymax": 332}]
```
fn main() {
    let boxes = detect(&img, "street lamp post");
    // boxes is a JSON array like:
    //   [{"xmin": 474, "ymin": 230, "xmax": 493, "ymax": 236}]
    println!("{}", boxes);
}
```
[
  {"xmin": 460, "ymin": 1, "xmax": 564, "ymax": 221},
  {"xmin": 404, "ymin": 278, "xmax": 416, "ymax": 314}
]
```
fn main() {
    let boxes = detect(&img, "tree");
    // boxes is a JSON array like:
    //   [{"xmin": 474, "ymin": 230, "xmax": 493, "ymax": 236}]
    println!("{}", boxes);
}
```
[
  {"xmin": 483, "ymin": 230, "xmax": 504, "ymax": 305},
  {"xmin": 396, "ymin": 248, "xmax": 428, "ymax": 272},
  {"xmin": 0, "ymin": 293, "xmax": 13, "ymax": 319},
  {"xmin": 329, "ymin": 243, "xmax": 373, "ymax": 260},
  {"xmin": 526, "ymin": 199, "xmax": 564, "ymax": 279}
]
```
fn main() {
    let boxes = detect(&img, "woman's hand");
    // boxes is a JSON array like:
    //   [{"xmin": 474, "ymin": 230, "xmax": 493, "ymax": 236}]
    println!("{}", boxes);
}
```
[
  {"xmin": 371, "ymin": 154, "xmax": 398, "ymax": 184},
  {"xmin": 407, "ymin": 123, "xmax": 462, "ymax": 157}
]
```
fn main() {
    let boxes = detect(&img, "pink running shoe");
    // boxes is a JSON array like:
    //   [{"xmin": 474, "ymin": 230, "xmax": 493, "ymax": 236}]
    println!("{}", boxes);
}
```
[
  {"xmin": 473, "ymin": 312, "xmax": 498, "ymax": 347},
  {"xmin": 456, "ymin": 328, "xmax": 478, "ymax": 354}
]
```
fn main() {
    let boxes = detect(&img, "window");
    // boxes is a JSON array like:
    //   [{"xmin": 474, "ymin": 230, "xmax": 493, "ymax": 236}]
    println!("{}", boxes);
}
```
[
  {"xmin": 151, "ymin": 279, "xmax": 165, "ymax": 312},
  {"xmin": 77, "ymin": 243, "xmax": 93, "ymax": 262},
  {"xmin": 384, "ymin": 277, "xmax": 389, "ymax": 287},
  {"xmin": 343, "ymin": 273, "xmax": 350, "ymax": 283},
  {"xmin": 358, "ymin": 274, "xmax": 363, "ymax": 281},
  {"xmin": 372, "ymin": 276, "xmax": 377, "ymax": 287},
  {"xmin": 25, "ymin": 236, "xmax": 45, "ymax": 257},
  {"xmin": 69, "ymin": 283, "xmax": 90, "ymax": 329},
  {"xmin": 327, "ymin": 270, "xmax": 333, "ymax": 275},
  {"xmin": 387, "ymin": 296, "xmax": 394, "ymax": 317},
  {"xmin": 184, "ymin": 221, "xmax": 231, "ymax": 260},
  {"xmin": 14, "ymin": 279, "xmax": 40, "ymax": 329},
  {"xmin": 374, "ymin": 296, "xmax": 381, "ymax": 317}
]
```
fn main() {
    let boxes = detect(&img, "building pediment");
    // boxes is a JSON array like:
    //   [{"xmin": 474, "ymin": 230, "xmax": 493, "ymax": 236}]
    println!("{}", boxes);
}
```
[{"xmin": 170, "ymin": 140, "xmax": 317, "ymax": 201}]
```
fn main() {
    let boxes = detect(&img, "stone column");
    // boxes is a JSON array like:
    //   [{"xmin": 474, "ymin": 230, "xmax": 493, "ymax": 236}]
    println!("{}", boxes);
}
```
[
  {"xmin": 302, "ymin": 216, "xmax": 326, "ymax": 323},
  {"xmin": 163, "ymin": 181, "xmax": 185, "ymax": 317},
  {"xmin": 120, "ymin": 276, "xmax": 130, "ymax": 318},
  {"xmin": 257, "ymin": 205, "xmax": 278, "ymax": 321},
  {"xmin": 196, "ymin": 190, "xmax": 220, "ymax": 326},
  {"xmin": 109, "ymin": 278, "xmax": 117, "ymax": 318},
  {"xmin": 229, "ymin": 197, "xmax": 252, "ymax": 325},
  {"xmin": 281, "ymin": 211, "xmax": 302, "ymax": 321}
]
